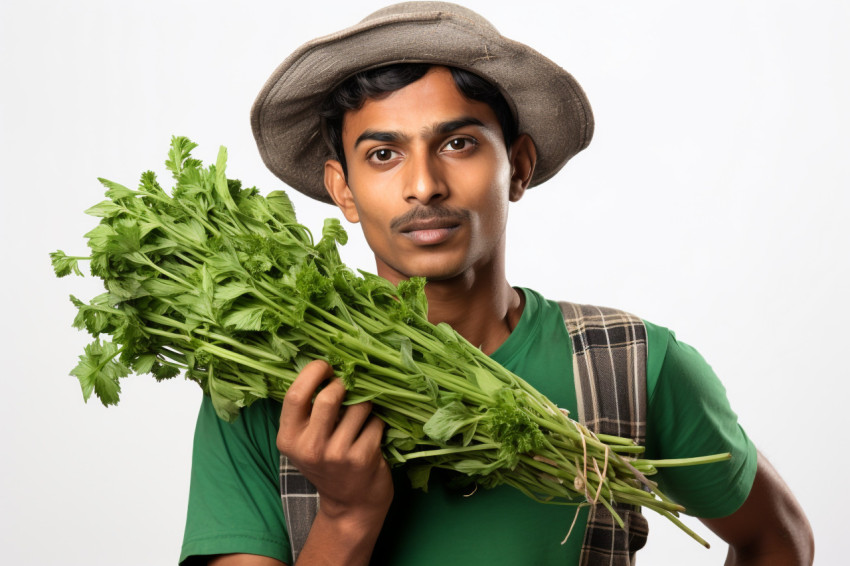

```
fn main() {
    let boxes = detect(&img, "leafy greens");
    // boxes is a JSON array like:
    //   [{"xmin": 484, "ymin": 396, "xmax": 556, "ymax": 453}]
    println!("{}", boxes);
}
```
[{"xmin": 52, "ymin": 137, "xmax": 728, "ymax": 546}]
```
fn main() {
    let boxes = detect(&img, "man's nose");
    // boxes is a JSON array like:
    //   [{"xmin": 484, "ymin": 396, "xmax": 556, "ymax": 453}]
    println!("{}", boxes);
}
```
[{"xmin": 403, "ymin": 152, "xmax": 447, "ymax": 205}]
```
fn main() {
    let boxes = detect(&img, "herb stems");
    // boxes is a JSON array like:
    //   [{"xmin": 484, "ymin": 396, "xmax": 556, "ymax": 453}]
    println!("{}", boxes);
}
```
[{"xmin": 53, "ymin": 137, "xmax": 728, "ymax": 547}]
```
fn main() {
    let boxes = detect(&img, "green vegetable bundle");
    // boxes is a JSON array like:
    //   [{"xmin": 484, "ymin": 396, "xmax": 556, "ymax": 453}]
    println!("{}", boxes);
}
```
[{"xmin": 52, "ymin": 137, "xmax": 726, "ymax": 546}]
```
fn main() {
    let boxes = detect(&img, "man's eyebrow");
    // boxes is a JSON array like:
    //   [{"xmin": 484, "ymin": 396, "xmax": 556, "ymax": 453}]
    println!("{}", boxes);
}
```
[
  {"xmin": 352, "ymin": 117, "xmax": 488, "ymax": 149},
  {"xmin": 354, "ymin": 130, "xmax": 407, "ymax": 149},
  {"xmin": 432, "ymin": 117, "xmax": 486, "ymax": 136}
]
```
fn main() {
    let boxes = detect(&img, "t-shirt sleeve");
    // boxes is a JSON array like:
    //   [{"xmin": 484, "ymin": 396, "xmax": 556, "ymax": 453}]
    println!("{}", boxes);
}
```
[
  {"xmin": 179, "ymin": 395, "xmax": 291, "ymax": 564},
  {"xmin": 644, "ymin": 326, "xmax": 758, "ymax": 519}
]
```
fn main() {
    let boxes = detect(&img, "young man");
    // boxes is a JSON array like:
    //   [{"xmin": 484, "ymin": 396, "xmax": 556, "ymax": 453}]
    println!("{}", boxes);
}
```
[{"xmin": 180, "ymin": 3, "xmax": 813, "ymax": 565}]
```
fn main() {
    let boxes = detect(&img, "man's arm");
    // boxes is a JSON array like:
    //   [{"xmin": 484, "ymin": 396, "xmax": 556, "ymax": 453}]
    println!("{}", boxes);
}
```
[{"xmin": 701, "ymin": 451, "xmax": 814, "ymax": 566}]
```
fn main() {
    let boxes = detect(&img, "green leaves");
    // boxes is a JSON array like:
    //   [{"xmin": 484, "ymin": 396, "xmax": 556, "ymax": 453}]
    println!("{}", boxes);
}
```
[
  {"xmin": 70, "ymin": 339, "xmax": 128, "ymax": 406},
  {"xmin": 70, "ymin": 293, "xmax": 123, "ymax": 336},
  {"xmin": 423, "ymin": 401, "xmax": 481, "ymax": 445},
  {"xmin": 84, "ymin": 200, "xmax": 124, "ymax": 219},
  {"xmin": 165, "ymin": 136, "xmax": 200, "ymax": 179},
  {"xmin": 50, "ymin": 250, "xmax": 85, "ymax": 277},
  {"xmin": 98, "ymin": 178, "xmax": 137, "ymax": 201},
  {"xmin": 467, "ymin": 365, "xmax": 506, "ymax": 398},
  {"xmin": 55, "ymin": 138, "xmax": 332, "ymax": 414},
  {"xmin": 317, "ymin": 217, "xmax": 348, "ymax": 267},
  {"xmin": 485, "ymin": 392, "xmax": 546, "ymax": 467},
  {"xmin": 222, "ymin": 304, "xmax": 266, "ymax": 331},
  {"xmin": 294, "ymin": 260, "xmax": 334, "ymax": 308},
  {"xmin": 233, "ymin": 234, "xmax": 275, "ymax": 275},
  {"xmin": 57, "ymin": 136, "xmax": 533, "ymax": 458},
  {"xmin": 397, "ymin": 277, "xmax": 427, "ymax": 317},
  {"xmin": 213, "ymin": 146, "xmax": 237, "ymax": 213},
  {"xmin": 266, "ymin": 190, "xmax": 297, "ymax": 224},
  {"xmin": 389, "ymin": 276, "xmax": 428, "ymax": 324},
  {"xmin": 55, "ymin": 138, "xmax": 707, "ymax": 541},
  {"xmin": 407, "ymin": 464, "xmax": 434, "ymax": 491},
  {"xmin": 131, "ymin": 354, "xmax": 157, "ymax": 375}
]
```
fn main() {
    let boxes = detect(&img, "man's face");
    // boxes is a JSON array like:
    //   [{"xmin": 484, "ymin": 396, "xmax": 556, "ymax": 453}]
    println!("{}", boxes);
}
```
[{"xmin": 325, "ymin": 67, "xmax": 529, "ymax": 284}]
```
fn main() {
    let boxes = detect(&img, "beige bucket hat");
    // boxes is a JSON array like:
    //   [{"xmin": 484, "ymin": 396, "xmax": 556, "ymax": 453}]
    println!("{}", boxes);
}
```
[{"xmin": 250, "ymin": 1, "xmax": 593, "ymax": 203}]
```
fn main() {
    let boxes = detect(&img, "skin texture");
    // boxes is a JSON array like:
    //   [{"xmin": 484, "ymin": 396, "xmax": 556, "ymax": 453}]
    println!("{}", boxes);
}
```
[
  {"xmin": 211, "ymin": 67, "xmax": 813, "ymax": 565},
  {"xmin": 701, "ymin": 452, "xmax": 814, "ymax": 565}
]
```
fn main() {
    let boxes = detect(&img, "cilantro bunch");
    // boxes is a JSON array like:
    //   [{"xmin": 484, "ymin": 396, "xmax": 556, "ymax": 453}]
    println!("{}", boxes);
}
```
[{"xmin": 52, "ymin": 137, "xmax": 726, "ymax": 546}]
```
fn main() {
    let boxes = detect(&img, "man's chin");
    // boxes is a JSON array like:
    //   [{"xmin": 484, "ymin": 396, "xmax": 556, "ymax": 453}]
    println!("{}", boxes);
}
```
[{"xmin": 376, "ymin": 259, "xmax": 469, "ymax": 284}]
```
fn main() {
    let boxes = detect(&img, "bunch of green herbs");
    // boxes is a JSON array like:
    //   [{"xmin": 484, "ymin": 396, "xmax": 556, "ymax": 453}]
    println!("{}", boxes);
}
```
[{"xmin": 51, "ymin": 137, "xmax": 727, "ymax": 546}]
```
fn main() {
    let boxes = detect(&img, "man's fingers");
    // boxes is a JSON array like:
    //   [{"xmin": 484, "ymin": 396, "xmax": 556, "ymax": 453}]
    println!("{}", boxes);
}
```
[
  {"xmin": 351, "ymin": 414, "xmax": 386, "ymax": 455},
  {"xmin": 307, "ymin": 380, "xmax": 348, "ymax": 439},
  {"xmin": 279, "ymin": 360, "xmax": 386, "ymax": 477},
  {"xmin": 329, "ymin": 401, "xmax": 374, "ymax": 448},
  {"xmin": 280, "ymin": 360, "xmax": 334, "ymax": 432}
]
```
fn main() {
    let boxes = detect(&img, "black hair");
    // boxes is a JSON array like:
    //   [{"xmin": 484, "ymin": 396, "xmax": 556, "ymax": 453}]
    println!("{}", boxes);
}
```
[{"xmin": 319, "ymin": 63, "xmax": 518, "ymax": 175}]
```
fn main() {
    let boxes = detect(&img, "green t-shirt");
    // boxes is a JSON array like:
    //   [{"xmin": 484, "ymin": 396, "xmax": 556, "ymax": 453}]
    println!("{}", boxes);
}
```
[{"xmin": 179, "ymin": 288, "xmax": 757, "ymax": 564}]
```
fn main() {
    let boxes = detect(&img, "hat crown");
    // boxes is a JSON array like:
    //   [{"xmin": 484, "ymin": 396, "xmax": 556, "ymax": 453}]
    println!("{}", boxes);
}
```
[{"xmin": 362, "ymin": 2, "xmax": 497, "ymax": 32}]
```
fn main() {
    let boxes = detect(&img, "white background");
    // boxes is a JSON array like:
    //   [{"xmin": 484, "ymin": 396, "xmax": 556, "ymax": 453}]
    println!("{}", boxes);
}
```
[{"xmin": 1, "ymin": 0, "xmax": 847, "ymax": 564}]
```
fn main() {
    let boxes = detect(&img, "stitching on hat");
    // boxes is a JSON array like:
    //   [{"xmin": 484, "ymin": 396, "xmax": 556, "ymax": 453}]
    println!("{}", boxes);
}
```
[{"xmin": 470, "ymin": 44, "xmax": 496, "ymax": 63}]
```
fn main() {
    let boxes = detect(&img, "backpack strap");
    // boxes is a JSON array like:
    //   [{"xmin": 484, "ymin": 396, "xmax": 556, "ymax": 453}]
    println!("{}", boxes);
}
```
[
  {"xmin": 279, "ymin": 454, "xmax": 319, "ymax": 563},
  {"xmin": 558, "ymin": 301, "xmax": 649, "ymax": 566}
]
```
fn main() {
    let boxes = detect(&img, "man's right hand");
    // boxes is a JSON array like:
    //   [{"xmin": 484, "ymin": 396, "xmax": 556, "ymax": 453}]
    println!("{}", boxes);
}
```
[{"xmin": 276, "ymin": 359, "xmax": 394, "ymax": 565}]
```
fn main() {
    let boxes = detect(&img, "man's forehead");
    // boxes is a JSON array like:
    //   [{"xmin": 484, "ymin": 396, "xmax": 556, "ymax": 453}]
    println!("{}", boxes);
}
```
[{"xmin": 340, "ymin": 67, "xmax": 500, "ymax": 140}]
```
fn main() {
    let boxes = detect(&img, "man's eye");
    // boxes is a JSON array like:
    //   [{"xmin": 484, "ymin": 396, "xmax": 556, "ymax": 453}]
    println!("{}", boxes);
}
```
[
  {"xmin": 444, "ymin": 138, "xmax": 474, "ymax": 151},
  {"xmin": 371, "ymin": 149, "xmax": 395, "ymax": 161}
]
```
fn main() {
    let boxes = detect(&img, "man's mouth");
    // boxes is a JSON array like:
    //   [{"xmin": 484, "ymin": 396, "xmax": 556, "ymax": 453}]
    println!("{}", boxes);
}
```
[
  {"xmin": 392, "ymin": 207, "xmax": 469, "ymax": 246},
  {"xmin": 399, "ymin": 219, "xmax": 462, "ymax": 245}
]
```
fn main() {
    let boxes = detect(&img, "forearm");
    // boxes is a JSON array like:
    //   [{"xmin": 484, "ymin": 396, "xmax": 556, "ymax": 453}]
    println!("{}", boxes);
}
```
[{"xmin": 294, "ymin": 507, "xmax": 386, "ymax": 566}]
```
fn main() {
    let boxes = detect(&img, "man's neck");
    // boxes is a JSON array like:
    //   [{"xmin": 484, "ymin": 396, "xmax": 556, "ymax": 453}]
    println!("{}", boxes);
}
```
[
  {"xmin": 373, "ymin": 242, "xmax": 524, "ymax": 355},
  {"xmin": 422, "ymin": 272, "xmax": 524, "ymax": 356}
]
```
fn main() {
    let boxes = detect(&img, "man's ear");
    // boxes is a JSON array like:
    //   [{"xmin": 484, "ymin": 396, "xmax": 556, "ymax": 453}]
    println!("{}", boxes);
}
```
[
  {"xmin": 324, "ymin": 160, "xmax": 360, "ymax": 223},
  {"xmin": 508, "ymin": 134, "xmax": 537, "ymax": 202}
]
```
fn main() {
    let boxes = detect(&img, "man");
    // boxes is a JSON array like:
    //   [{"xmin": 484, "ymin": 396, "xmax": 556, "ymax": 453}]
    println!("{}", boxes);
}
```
[{"xmin": 180, "ymin": 3, "xmax": 813, "ymax": 565}]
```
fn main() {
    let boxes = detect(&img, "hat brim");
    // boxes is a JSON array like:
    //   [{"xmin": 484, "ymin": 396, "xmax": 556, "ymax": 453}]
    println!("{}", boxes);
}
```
[{"xmin": 251, "ymin": 7, "xmax": 593, "ymax": 203}]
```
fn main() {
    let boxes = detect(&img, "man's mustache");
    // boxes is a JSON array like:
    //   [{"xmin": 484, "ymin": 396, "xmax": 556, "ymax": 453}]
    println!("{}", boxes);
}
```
[{"xmin": 390, "ymin": 206, "xmax": 471, "ymax": 231}]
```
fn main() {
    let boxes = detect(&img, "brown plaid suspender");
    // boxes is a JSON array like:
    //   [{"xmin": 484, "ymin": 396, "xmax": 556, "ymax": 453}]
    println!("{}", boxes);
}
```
[
  {"xmin": 559, "ymin": 301, "xmax": 649, "ymax": 566},
  {"xmin": 279, "ymin": 302, "xmax": 649, "ymax": 564}
]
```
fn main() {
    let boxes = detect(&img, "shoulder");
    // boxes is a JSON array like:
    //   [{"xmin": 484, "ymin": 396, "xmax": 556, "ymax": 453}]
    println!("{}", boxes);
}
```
[{"xmin": 642, "ymin": 329, "xmax": 758, "ymax": 517}]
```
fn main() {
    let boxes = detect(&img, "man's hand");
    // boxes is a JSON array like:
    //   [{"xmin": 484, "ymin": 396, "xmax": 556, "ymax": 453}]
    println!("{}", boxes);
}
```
[
  {"xmin": 276, "ymin": 360, "xmax": 393, "ymax": 565},
  {"xmin": 701, "ymin": 451, "xmax": 814, "ymax": 565}
]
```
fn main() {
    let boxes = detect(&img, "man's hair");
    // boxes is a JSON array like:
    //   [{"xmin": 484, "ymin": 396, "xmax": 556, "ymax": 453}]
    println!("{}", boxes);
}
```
[{"xmin": 319, "ymin": 64, "xmax": 518, "ymax": 176}]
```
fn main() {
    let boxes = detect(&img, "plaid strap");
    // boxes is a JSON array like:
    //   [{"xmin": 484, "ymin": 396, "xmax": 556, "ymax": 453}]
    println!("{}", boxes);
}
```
[
  {"xmin": 279, "ymin": 454, "xmax": 319, "ymax": 563},
  {"xmin": 559, "ymin": 301, "xmax": 649, "ymax": 566}
]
